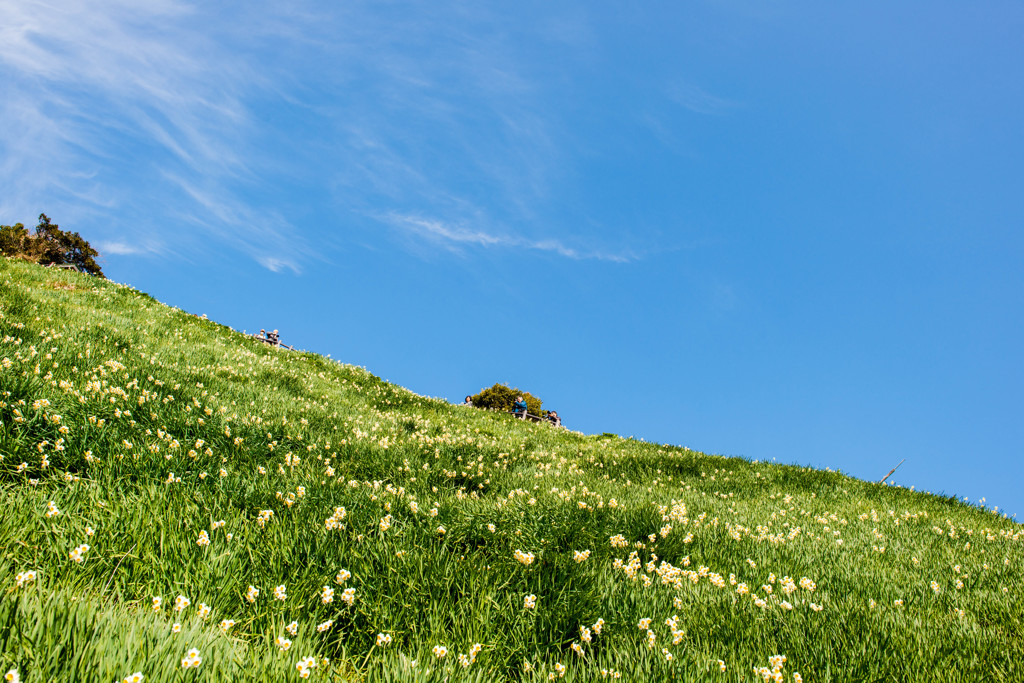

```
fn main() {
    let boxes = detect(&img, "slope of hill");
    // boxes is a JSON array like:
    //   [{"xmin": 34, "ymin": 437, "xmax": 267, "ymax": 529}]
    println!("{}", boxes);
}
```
[{"xmin": 1, "ymin": 258, "xmax": 1021, "ymax": 683}]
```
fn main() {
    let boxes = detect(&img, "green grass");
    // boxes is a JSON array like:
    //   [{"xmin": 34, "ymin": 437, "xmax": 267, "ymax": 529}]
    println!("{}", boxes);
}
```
[{"xmin": 0, "ymin": 257, "xmax": 1021, "ymax": 682}]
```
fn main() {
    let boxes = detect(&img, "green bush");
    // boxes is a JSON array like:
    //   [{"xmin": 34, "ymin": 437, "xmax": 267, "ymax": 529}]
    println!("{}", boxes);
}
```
[
  {"xmin": 0, "ymin": 214, "xmax": 104, "ymax": 277},
  {"xmin": 470, "ymin": 383, "xmax": 543, "ymax": 416}
]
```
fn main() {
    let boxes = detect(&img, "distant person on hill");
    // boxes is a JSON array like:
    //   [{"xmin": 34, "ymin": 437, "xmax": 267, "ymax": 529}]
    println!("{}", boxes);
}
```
[
  {"xmin": 268, "ymin": 329, "xmax": 280, "ymax": 346},
  {"xmin": 512, "ymin": 396, "xmax": 527, "ymax": 419},
  {"xmin": 463, "ymin": 396, "xmax": 474, "ymax": 407},
  {"xmin": 547, "ymin": 410, "xmax": 561, "ymax": 427}
]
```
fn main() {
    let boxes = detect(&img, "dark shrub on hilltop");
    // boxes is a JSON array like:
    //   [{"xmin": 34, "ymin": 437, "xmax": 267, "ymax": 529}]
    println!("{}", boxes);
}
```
[{"xmin": 0, "ymin": 213, "xmax": 104, "ymax": 277}]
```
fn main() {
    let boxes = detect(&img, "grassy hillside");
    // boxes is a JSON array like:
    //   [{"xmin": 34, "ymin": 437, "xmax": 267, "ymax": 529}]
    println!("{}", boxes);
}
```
[{"xmin": 1, "ymin": 258, "xmax": 1021, "ymax": 683}]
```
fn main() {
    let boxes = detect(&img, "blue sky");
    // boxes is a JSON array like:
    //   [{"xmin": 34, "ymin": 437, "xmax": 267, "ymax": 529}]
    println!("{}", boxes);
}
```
[{"xmin": 2, "ymin": 1, "xmax": 1022, "ymax": 519}]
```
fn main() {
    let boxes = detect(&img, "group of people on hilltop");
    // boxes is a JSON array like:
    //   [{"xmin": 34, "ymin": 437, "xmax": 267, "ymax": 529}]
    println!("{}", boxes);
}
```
[
  {"xmin": 462, "ymin": 395, "xmax": 562, "ymax": 427},
  {"xmin": 258, "ymin": 329, "xmax": 281, "ymax": 346}
]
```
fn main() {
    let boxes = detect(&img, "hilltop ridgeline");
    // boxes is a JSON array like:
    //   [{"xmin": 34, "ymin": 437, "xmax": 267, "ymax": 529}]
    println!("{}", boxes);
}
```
[{"xmin": 1, "ymin": 258, "xmax": 1022, "ymax": 683}]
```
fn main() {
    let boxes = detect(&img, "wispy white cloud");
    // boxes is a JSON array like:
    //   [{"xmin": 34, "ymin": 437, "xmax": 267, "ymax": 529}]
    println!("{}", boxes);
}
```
[
  {"xmin": 390, "ymin": 216, "xmax": 504, "ymax": 249},
  {"xmin": 300, "ymin": 5, "xmax": 643, "ymax": 261},
  {"xmin": 257, "ymin": 257, "xmax": 297, "ymax": 274},
  {"xmin": 0, "ymin": 1, "xmax": 652, "ymax": 272},
  {"xmin": 164, "ymin": 173, "xmax": 309, "ymax": 274},
  {"xmin": 98, "ymin": 240, "xmax": 162, "ymax": 257},
  {"xmin": 0, "ymin": 0, "xmax": 303, "ymax": 271},
  {"xmin": 382, "ymin": 213, "xmax": 636, "ymax": 263}
]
